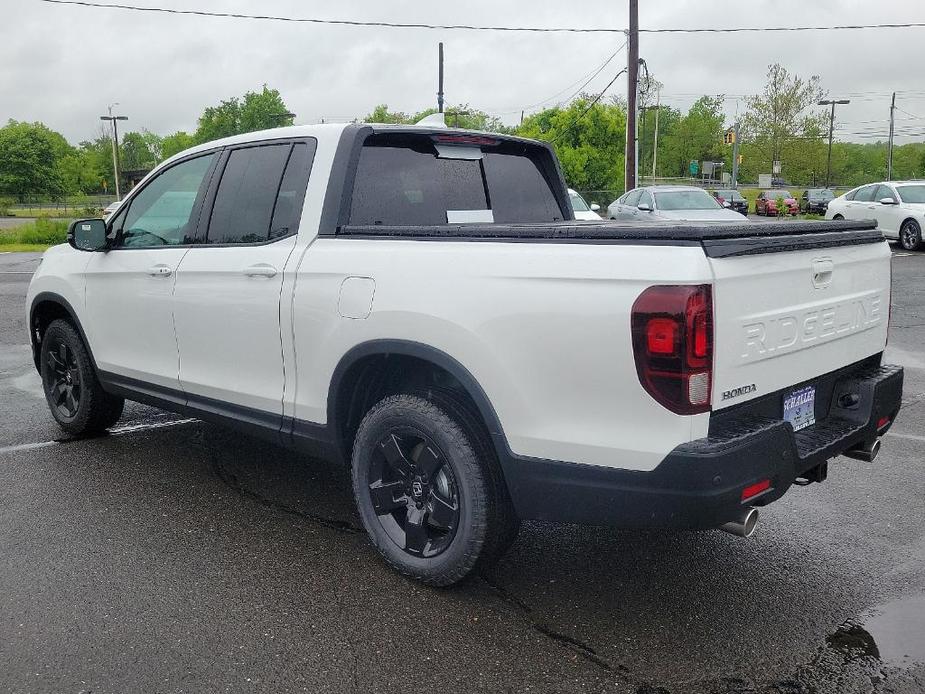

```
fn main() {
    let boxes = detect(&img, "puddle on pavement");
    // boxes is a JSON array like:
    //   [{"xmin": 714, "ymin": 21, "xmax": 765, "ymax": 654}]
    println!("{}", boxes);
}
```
[{"xmin": 828, "ymin": 593, "xmax": 925, "ymax": 669}]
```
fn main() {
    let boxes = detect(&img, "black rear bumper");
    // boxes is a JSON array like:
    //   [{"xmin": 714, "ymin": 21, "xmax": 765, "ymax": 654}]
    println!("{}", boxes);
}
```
[{"xmin": 501, "ymin": 358, "xmax": 903, "ymax": 530}]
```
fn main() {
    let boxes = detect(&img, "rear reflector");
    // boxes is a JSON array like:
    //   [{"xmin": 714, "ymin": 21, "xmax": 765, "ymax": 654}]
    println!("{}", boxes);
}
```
[
  {"xmin": 631, "ymin": 285, "xmax": 714, "ymax": 415},
  {"xmin": 741, "ymin": 479, "xmax": 771, "ymax": 502},
  {"xmin": 877, "ymin": 416, "xmax": 890, "ymax": 429}
]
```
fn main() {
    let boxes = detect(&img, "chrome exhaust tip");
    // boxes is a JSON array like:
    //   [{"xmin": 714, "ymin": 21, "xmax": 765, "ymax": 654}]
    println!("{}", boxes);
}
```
[
  {"xmin": 719, "ymin": 507, "xmax": 759, "ymax": 538},
  {"xmin": 844, "ymin": 437, "xmax": 881, "ymax": 463}
]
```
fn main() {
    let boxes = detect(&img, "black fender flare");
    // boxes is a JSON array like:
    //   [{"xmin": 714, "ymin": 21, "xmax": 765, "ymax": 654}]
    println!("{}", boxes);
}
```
[
  {"xmin": 327, "ymin": 339, "xmax": 512, "ymax": 464},
  {"xmin": 28, "ymin": 292, "xmax": 98, "ymax": 373}
]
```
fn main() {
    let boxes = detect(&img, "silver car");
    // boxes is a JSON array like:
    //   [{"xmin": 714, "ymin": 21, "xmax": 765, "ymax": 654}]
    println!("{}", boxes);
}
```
[{"xmin": 608, "ymin": 185, "xmax": 748, "ymax": 223}]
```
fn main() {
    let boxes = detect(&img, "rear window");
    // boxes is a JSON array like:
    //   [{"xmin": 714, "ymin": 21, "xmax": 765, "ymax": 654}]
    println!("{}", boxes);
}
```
[{"xmin": 347, "ymin": 134, "xmax": 564, "ymax": 226}]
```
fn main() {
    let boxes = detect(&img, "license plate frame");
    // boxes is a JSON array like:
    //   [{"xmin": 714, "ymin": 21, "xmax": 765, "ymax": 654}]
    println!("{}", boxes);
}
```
[{"xmin": 783, "ymin": 385, "xmax": 816, "ymax": 432}]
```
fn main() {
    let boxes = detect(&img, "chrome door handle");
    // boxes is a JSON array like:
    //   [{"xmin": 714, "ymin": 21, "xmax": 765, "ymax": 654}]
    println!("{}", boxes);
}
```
[
  {"xmin": 147, "ymin": 264, "xmax": 173, "ymax": 277},
  {"xmin": 243, "ymin": 264, "xmax": 277, "ymax": 278}
]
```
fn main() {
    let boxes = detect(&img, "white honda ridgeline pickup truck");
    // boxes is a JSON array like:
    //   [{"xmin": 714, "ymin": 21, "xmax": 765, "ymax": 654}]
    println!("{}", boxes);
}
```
[{"xmin": 27, "ymin": 123, "xmax": 903, "ymax": 585}]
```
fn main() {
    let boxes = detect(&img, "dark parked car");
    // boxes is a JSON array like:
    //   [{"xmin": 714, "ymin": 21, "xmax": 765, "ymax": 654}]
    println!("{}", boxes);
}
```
[
  {"xmin": 711, "ymin": 189, "xmax": 748, "ymax": 215},
  {"xmin": 756, "ymin": 189, "xmax": 799, "ymax": 216},
  {"xmin": 800, "ymin": 188, "xmax": 835, "ymax": 214}
]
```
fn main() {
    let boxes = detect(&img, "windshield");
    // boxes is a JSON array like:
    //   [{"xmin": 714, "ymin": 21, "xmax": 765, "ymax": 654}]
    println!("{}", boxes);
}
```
[
  {"xmin": 898, "ymin": 185, "xmax": 925, "ymax": 203},
  {"xmin": 715, "ymin": 190, "xmax": 745, "ymax": 201},
  {"xmin": 569, "ymin": 191, "xmax": 591, "ymax": 212},
  {"xmin": 808, "ymin": 189, "xmax": 835, "ymax": 200},
  {"xmin": 655, "ymin": 190, "xmax": 722, "ymax": 211},
  {"xmin": 768, "ymin": 190, "xmax": 792, "ymax": 199}
]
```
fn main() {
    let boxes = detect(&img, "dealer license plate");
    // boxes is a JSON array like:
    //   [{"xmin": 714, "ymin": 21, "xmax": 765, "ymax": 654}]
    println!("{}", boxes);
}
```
[{"xmin": 783, "ymin": 385, "xmax": 815, "ymax": 432}]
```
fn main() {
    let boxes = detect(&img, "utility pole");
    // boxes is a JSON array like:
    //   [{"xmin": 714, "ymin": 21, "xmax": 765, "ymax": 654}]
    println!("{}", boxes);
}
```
[
  {"xmin": 651, "ymin": 86, "xmax": 660, "ymax": 179},
  {"xmin": 731, "ymin": 121, "xmax": 740, "ymax": 188},
  {"xmin": 437, "ymin": 42, "xmax": 445, "ymax": 113},
  {"xmin": 100, "ymin": 103, "xmax": 128, "ymax": 200},
  {"xmin": 624, "ymin": 0, "xmax": 638, "ymax": 192},
  {"xmin": 819, "ymin": 98, "xmax": 850, "ymax": 189},
  {"xmin": 887, "ymin": 91, "xmax": 896, "ymax": 181}
]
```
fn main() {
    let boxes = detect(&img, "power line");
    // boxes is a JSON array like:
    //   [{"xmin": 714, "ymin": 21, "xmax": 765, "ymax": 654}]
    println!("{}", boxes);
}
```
[
  {"xmin": 551, "ymin": 68, "xmax": 628, "ymax": 144},
  {"xmin": 36, "ymin": 1, "xmax": 925, "ymax": 33},
  {"xmin": 491, "ymin": 42, "xmax": 627, "ymax": 115}
]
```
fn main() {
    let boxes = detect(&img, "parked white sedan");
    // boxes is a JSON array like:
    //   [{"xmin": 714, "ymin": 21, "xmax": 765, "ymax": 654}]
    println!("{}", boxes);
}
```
[
  {"xmin": 568, "ymin": 188, "xmax": 602, "ymax": 221},
  {"xmin": 608, "ymin": 185, "xmax": 747, "ymax": 223},
  {"xmin": 825, "ymin": 181, "xmax": 925, "ymax": 251}
]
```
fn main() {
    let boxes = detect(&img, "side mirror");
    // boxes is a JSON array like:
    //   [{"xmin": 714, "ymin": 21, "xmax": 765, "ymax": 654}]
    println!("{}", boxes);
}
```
[
  {"xmin": 637, "ymin": 203, "xmax": 653, "ymax": 212},
  {"xmin": 68, "ymin": 218, "xmax": 108, "ymax": 252},
  {"xmin": 590, "ymin": 203, "xmax": 600, "ymax": 212},
  {"xmin": 879, "ymin": 197, "xmax": 897, "ymax": 205}
]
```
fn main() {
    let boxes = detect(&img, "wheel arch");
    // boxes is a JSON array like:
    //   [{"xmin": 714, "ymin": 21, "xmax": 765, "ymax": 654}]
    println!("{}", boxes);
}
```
[
  {"xmin": 29, "ymin": 292, "xmax": 97, "ymax": 373},
  {"xmin": 327, "ymin": 339, "xmax": 510, "ymax": 467}
]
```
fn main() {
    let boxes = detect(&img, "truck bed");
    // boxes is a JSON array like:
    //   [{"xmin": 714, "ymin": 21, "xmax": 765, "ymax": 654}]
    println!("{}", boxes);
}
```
[{"xmin": 338, "ymin": 219, "xmax": 882, "ymax": 257}]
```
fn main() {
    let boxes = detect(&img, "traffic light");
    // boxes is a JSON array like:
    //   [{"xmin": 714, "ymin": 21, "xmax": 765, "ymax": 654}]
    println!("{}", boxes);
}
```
[
  {"xmin": 724, "ymin": 129, "xmax": 736, "ymax": 145},
  {"xmin": 737, "ymin": 154, "xmax": 743, "ymax": 165}
]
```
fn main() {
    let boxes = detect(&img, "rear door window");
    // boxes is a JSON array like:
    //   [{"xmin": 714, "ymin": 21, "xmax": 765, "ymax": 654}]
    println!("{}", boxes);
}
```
[
  {"xmin": 852, "ymin": 185, "xmax": 877, "ymax": 203},
  {"xmin": 347, "ymin": 135, "xmax": 563, "ymax": 226},
  {"xmin": 208, "ymin": 144, "xmax": 290, "ymax": 244}
]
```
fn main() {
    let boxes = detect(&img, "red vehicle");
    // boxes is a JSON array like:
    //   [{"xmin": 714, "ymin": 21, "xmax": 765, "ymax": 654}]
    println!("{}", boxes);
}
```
[{"xmin": 755, "ymin": 189, "xmax": 799, "ymax": 216}]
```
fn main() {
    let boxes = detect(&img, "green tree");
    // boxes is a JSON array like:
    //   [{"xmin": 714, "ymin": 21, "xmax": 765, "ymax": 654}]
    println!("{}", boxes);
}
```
[
  {"xmin": 517, "ymin": 98, "xmax": 627, "ymax": 195},
  {"xmin": 659, "ymin": 96, "xmax": 726, "ymax": 178},
  {"xmin": 161, "ymin": 131, "xmax": 196, "ymax": 159},
  {"xmin": 741, "ymin": 64, "xmax": 826, "ymax": 176},
  {"xmin": 363, "ymin": 103, "xmax": 510, "ymax": 132},
  {"xmin": 120, "ymin": 130, "xmax": 162, "ymax": 170},
  {"xmin": 0, "ymin": 120, "xmax": 72, "ymax": 198},
  {"xmin": 194, "ymin": 85, "xmax": 294, "ymax": 144}
]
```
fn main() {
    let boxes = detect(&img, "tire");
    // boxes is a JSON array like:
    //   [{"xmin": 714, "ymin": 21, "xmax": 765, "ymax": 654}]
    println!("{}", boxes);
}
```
[
  {"xmin": 833, "ymin": 214, "xmax": 844, "ymax": 220},
  {"xmin": 40, "ymin": 319, "xmax": 124, "ymax": 435},
  {"xmin": 351, "ymin": 392, "xmax": 517, "ymax": 586},
  {"xmin": 900, "ymin": 219, "xmax": 922, "ymax": 251}
]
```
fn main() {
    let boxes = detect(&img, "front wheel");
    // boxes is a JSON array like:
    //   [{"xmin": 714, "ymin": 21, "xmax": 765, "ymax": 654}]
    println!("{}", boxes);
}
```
[
  {"xmin": 40, "ymin": 319, "xmax": 124, "ymax": 435},
  {"xmin": 351, "ymin": 393, "xmax": 516, "ymax": 586},
  {"xmin": 900, "ymin": 219, "xmax": 922, "ymax": 251}
]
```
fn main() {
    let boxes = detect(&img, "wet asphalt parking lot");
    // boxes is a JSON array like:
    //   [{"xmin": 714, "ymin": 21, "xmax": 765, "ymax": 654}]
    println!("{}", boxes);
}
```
[{"xmin": 1, "ymin": 248, "xmax": 924, "ymax": 694}]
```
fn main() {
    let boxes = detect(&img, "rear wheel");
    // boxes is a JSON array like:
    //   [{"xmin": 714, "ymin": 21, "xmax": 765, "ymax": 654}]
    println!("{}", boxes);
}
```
[
  {"xmin": 900, "ymin": 219, "xmax": 922, "ymax": 251},
  {"xmin": 40, "ymin": 319, "xmax": 124, "ymax": 435},
  {"xmin": 832, "ymin": 214, "xmax": 844, "ymax": 220},
  {"xmin": 351, "ymin": 393, "xmax": 517, "ymax": 586}
]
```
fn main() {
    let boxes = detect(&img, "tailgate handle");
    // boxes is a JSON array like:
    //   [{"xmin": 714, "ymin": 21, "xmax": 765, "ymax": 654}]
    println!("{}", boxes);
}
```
[{"xmin": 812, "ymin": 259, "xmax": 834, "ymax": 288}]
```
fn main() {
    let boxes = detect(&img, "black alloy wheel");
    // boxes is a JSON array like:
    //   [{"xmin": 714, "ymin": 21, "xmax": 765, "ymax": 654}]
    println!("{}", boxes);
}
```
[
  {"xmin": 43, "ymin": 339, "xmax": 82, "ymax": 420},
  {"xmin": 900, "ymin": 219, "xmax": 922, "ymax": 251},
  {"xmin": 39, "ymin": 319, "xmax": 124, "ymax": 435},
  {"xmin": 368, "ymin": 430, "xmax": 460, "ymax": 558}
]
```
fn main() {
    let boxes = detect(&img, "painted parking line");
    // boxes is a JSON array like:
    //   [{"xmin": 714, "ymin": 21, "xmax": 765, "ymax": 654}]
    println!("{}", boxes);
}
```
[{"xmin": 0, "ymin": 417, "xmax": 198, "ymax": 456}]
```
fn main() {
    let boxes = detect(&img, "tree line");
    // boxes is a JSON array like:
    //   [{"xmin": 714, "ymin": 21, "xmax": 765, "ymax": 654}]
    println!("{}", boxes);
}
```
[{"xmin": 1, "ymin": 67, "xmax": 923, "ymax": 202}]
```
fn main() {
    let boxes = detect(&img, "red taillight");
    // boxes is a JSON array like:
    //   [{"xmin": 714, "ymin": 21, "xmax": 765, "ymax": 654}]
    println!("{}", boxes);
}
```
[
  {"xmin": 646, "ymin": 318, "xmax": 678, "ymax": 355},
  {"xmin": 631, "ymin": 285, "xmax": 714, "ymax": 415},
  {"xmin": 877, "ymin": 416, "xmax": 890, "ymax": 429},
  {"xmin": 741, "ymin": 479, "xmax": 771, "ymax": 502}
]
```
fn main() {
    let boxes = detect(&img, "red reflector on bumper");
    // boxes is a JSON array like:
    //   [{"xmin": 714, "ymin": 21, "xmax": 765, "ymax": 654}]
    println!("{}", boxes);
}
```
[
  {"xmin": 741, "ymin": 479, "xmax": 771, "ymax": 502},
  {"xmin": 877, "ymin": 416, "xmax": 890, "ymax": 429}
]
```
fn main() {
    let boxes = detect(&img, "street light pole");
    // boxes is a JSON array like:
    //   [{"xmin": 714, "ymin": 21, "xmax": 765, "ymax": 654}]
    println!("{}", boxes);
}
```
[
  {"xmin": 818, "ymin": 98, "xmax": 850, "ymax": 189},
  {"xmin": 100, "ymin": 104, "xmax": 128, "ymax": 200}
]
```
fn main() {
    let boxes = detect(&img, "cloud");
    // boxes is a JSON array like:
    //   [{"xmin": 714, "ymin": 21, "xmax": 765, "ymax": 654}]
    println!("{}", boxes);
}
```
[{"xmin": 3, "ymin": 0, "xmax": 924, "ymax": 144}]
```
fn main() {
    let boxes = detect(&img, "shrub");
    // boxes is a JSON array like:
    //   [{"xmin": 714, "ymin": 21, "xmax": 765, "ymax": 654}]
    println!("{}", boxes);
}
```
[
  {"xmin": 0, "ymin": 197, "xmax": 13, "ymax": 216},
  {"xmin": 0, "ymin": 218, "xmax": 70, "ymax": 246}
]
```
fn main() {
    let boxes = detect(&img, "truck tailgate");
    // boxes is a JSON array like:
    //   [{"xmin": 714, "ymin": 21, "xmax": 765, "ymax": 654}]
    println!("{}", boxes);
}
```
[{"xmin": 710, "ymin": 239, "xmax": 890, "ymax": 411}]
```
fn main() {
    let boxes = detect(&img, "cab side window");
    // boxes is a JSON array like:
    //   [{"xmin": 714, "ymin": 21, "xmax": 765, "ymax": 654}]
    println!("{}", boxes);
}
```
[
  {"xmin": 637, "ymin": 191, "xmax": 653, "ymax": 208},
  {"xmin": 206, "ymin": 141, "xmax": 315, "ymax": 244},
  {"xmin": 116, "ymin": 153, "xmax": 216, "ymax": 248}
]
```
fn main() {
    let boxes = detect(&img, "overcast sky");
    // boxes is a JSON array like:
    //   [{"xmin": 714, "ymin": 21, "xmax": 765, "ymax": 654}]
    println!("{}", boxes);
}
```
[{"xmin": 3, "ymin": 0, "xmax": 925, "ymax": 145}]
